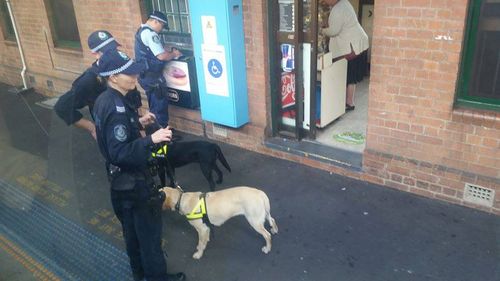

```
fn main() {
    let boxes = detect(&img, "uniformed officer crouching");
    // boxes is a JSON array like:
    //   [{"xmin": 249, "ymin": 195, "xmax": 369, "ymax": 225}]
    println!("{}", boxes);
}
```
[
  {"xmin": 135, "ymin": 10, "xmax": 182, "ymax": 128},
  {"xmin": 93, "ymin": 49, "xmax": 186, "ymax": 281},
  {"xmin": 54, "ymin": 30, "xmax": 142, "ymax": 139}
]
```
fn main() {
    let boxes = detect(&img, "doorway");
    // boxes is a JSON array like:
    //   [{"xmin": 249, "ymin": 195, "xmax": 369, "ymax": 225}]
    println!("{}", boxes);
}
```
[{"xmin": 269, "ymin": 0, "xmax": 374, "ymax": 156}]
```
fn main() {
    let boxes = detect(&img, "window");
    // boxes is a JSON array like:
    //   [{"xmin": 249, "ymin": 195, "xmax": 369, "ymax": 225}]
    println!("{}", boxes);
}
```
[
  {"xmin": 144, "ymin": 0, "xmax": 192, "ymax": 49},
  {"xmin": 0, "ymin": 0, "xmax": 15, "ymax": 41},
  {"xmin": 147, "ymin": 0, "xmax": 191, "ymax": 34},
  {"xmin": 44, "ymin": 0, "xmax": 81, "ymax": 50},
  {"xmin": 457, "ymin": 0, "xmax": 500, "ymax": 111}
]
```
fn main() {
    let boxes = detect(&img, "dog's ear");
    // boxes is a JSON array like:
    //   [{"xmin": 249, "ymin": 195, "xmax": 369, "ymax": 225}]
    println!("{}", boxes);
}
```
[
  {"xmin": 162, "ymin": 187, "xmax": 179, "ymax": 211},
  {"xmin": 161, "ymin": 188, "xmax": 173, "ymax": 210}
]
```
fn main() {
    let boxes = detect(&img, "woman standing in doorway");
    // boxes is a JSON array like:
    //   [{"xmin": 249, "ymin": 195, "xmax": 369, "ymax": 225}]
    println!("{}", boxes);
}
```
[{"xmin": 321, "ymin": 0, "xmax": 369, "ymax": 111}]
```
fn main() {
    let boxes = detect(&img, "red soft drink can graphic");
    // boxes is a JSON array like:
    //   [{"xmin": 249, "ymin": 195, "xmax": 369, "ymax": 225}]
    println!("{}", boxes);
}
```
[{"xmin": 281, "ymin": 72, "xmax": 296, "ymax": 118}]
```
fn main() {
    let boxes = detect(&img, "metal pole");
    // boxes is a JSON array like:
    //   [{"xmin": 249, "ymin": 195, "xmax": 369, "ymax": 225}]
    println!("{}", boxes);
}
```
[{"xmin": 6, "ymin": 0, "xmax": 28, "ymax": 90}]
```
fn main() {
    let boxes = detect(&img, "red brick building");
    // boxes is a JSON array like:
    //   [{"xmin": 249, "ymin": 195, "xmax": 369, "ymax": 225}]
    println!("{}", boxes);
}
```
[{"xmin": 1, "ymin": 0, "xmax": 498, "ymax": 214}]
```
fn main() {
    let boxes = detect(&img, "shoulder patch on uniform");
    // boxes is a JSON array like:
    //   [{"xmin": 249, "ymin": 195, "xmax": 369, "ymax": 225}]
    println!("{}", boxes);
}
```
[
  {"xmin": 114, "ymin": 124, "xmax": 128, "ymax": 142},
  {"xmin": 152, "ymin": 35, "xmax": 161, "ymax": 44},
  {"xmin": 116, "ymin": 106, "xmax": 125, "ymax": 113}
]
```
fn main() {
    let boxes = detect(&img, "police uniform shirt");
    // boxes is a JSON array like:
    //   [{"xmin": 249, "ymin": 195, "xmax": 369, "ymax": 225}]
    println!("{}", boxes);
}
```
[
  {"xmin": 93, "ymin": 87, "xmax": 153, "ymax": 170},
  {"xmin": 139, "ymin": 24, "xmax": 165, "ymax": 56},
  {"xmin": 54, "ymin": 62, "xmax": 106, "ymax": 125}
]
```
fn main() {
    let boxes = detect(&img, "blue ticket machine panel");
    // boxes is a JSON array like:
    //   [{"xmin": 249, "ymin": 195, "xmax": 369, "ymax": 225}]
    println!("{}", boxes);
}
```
[{"xmin": 188, "ymin": 0, "xmax": 249, "ymax": 128}]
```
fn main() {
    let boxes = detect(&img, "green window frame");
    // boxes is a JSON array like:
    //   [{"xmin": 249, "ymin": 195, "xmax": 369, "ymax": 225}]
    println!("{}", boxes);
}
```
[
  {"xmin": 456, "ymin": 0, "xmax": 500, "ymax": 111},
  {"xmin": 145, "ymin": 0, "xmax": 191, "ymax": 34},
  {"xmin": 0, "ymin": 1, "xmax": 16, "ymax": 41},
  {"xmin": 44, "ymin": 0, "xmax": 82, "ymax": 50}
]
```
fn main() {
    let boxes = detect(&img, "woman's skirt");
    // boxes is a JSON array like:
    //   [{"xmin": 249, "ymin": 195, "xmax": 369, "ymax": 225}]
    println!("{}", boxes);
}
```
[{"xmin": 347, "ymin": 50, "xmax": 368, "ymax": 84}]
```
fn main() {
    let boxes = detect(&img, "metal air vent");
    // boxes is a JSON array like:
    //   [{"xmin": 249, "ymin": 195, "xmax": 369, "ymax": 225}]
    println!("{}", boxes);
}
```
[
  {"xmin": 213, "ymin": 124, "xmax": 228, "ymax": 138},
  {"xmin": 463, "ymin": 183, "xmax": 495, "ymax": 207}
]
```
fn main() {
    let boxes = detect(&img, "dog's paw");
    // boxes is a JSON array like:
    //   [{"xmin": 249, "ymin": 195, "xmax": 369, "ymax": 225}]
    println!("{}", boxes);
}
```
[
  {"xmin": 261, "ymin": 246, "xmax": 270, "ymax": 254},
  {"xmin": 193, "ymin": 251, "xmax": 203, "ymax": 259}
]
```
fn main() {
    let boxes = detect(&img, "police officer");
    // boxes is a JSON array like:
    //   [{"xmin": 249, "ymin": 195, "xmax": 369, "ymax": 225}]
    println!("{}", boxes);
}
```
[
  {"xmin": 135, "ymin": 10, "xmax": 182, "ymax": 128},
  {"xmin": 93, "ymin": 49, "xmax": 186, "ymax": 281},
  {"xmin": 54, "ymin": 30, "xmax": 142, "ymax": 139}
]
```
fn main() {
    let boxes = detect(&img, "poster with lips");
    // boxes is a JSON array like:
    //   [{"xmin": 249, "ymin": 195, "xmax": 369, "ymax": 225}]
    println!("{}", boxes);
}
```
[
  {"xmin": 162, "ymin": 56, "xmax": 200, "ymax": 109},
  {"xmin": 164, "ymin": 61, "xmax": 191, "ymax": 92},
  {"xmin": 281, "ymin": 72, "xmax": 296, "ymax": 118}
]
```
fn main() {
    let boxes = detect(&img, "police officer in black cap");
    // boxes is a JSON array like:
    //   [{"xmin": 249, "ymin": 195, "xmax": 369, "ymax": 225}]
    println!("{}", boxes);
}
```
[
  {"xmin": 135, "ymin": 10, "xmax": 182, "ymax": 128},
  {"xmin": 93, "ymin": 49, "xmax": 186, "ymax": 281},
  {"xmin": 54, "ymin": 30, "xmax": 142, "ymax": 139}
]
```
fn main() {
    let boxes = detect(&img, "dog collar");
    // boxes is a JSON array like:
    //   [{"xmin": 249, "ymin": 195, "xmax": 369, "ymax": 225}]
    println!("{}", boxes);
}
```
[{"xmin": 175, "ymin": 192, "xmax": 183, "ymax": 212}]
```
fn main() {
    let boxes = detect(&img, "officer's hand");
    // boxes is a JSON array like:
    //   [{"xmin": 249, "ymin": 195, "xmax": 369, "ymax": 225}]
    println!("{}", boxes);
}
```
[
  {"xmin": 90, "ymin": 126, "xmax": 97, "ymax": 140},
  {"xmin": 139, "ymin": 112, "xmax": 156, "ymax": 127},
  {"xmin": 172, "ymin": 48, "xmax": 182, "ymax": 59},
  {"xmin": 166, "ymin": 47, "xmax": 182, "ymax": 60},
  {"xmin": 151, "ymin": 127, "xmax": 172, "ymax": 144}
]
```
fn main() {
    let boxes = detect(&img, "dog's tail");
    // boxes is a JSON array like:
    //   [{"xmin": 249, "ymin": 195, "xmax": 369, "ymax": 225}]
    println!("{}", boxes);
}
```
[
  {"xmin": 262, "ymin": 192, "xmax": 278, "ymax": 234},
  {"xmin": 215, "ymin": 145, "xmax": 231, "ymax": 172}
]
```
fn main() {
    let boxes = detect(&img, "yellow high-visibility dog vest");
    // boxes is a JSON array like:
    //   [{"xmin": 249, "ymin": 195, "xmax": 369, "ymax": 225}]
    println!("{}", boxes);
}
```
[
  {"xmin": 186, "ymin": 197, "xmax": 207, "ymax": 220},
  {"xmin": 151, "ymin": 144, "xmax": 168, "ymax": 158}
]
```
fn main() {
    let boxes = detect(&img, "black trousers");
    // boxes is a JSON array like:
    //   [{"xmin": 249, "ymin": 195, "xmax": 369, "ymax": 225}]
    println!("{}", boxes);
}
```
[
  {"xmin": 140, "ymin": 74, "xmax": 169, "ymax": 128},
  {"xmin": 111, "ymin": 178, "xmax": 168, "ymax": 281}
]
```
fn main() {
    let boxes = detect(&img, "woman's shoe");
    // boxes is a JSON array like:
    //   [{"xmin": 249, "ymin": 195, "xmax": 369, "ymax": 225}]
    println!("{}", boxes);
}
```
[{"xmin": 345, "ymin": 104, "xmax": 355, "ymax": 111}]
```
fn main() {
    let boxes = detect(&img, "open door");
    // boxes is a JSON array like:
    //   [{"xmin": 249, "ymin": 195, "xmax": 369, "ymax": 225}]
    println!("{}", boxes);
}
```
[{"xmin": 268, "ymin": 0, "xmax": 310, "ymax": 139}]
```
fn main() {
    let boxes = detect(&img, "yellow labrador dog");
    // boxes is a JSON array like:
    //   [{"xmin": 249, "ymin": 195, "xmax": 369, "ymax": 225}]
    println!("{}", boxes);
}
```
[{"xmin": 160, "ymin": 186, "xmax": 278, "ymax": 259}]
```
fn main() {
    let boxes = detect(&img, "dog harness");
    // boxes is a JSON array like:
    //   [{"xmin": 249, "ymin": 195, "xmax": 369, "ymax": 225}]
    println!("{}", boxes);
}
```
[
  {"xmin": 186, "ymin": 194, "xmax": 208, "ymax": 220},
  {"xmin": 178, "ymin": 193, "xmax": 214, "ymax": 228},
  {"xmin": 151, "ymin": 144, "xmax": 168, "ymax": 158}
]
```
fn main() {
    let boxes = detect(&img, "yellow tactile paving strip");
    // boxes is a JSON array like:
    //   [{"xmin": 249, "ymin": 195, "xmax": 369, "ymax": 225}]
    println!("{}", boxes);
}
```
[{"xmin": 0, "ymin": 234, "xmax": 60, "ymax": 281}]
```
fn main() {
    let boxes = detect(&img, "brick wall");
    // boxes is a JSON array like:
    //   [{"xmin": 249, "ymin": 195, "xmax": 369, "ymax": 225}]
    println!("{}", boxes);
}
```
[
  {"xmin": 364, "ymin": 0, "xmax": 500, "ymax": 214},
  {"xmin": 0, "ymin": 0, "xmax": 143, "ymax": 95},
  {"xmin": 0, "ymin": 40, "xmax": 22, "ymax": 86},
  {"xmin": 0, "ymin": 2, "xmax": 22, "ymax": 86}
]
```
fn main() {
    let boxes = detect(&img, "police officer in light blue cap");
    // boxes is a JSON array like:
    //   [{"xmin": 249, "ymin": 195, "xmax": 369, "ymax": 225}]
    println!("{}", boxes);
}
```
[
  {"xmin": 135, "ymin": 10, "xmax": 182, "ymax": 128},
  {"xmin": 93, "ymin": 49, "xmax": 186, "ymax": 281},
  {"xmin": 54, "ymin": 30, "xmax": 142, "ymax": 139}
]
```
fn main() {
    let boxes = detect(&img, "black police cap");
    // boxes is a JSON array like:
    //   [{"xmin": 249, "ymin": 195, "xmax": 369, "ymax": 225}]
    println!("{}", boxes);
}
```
[
  {"xmin": 87, "ymin": 30, "xmax": 120, "ymax": 53},
  {"xmin": 149, "ymin": 11, "xmax": 169, "ymax": 28},
  {"xmin": 97, "ymin": 50, "xmax": 145, "ymax": 77}
]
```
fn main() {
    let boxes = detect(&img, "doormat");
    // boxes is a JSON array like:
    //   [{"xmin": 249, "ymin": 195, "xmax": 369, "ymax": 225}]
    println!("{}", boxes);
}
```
[{"xmin": 333, "ymin": 132, "xmax": 365, "ymax": 145}]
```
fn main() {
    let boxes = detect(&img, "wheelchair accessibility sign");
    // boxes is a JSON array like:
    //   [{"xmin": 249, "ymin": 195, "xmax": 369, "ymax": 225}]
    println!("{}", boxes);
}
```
[
  {"xmin": 202, "ymin": 44, "xmax": 229, "ymax": 97},
  {"xmin": 208, "ymin": 59, "xmax": 223, "ymax": 78}
]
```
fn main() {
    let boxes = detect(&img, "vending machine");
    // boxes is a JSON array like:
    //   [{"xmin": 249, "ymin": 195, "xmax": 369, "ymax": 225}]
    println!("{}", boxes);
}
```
[
  {"xmin": 164, "ymin": 55, "xmax": 200, "ymax": 109},
  {"xmin": 188, "ymin": 0, "xmax": 249, "ymax": 128}
]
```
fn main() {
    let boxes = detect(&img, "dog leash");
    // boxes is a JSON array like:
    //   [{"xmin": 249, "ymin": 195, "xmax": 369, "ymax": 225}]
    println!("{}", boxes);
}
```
[
  {"xmin": 163, "ymin": 151, "xmax": 183, "ymax": 191},
  {"xmin": 152, "ymin": 123, "xmax": 183, "ymax": 191}
]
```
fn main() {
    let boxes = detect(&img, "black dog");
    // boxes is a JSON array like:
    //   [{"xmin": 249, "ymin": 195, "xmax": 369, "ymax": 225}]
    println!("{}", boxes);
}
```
[
  {"xmin": 145, "ymin": 124, "xmax": 231, "ymax": 190},
  {"xmin": 161, "ymin": 141, "xmax": 231, "ymax": 191}
]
